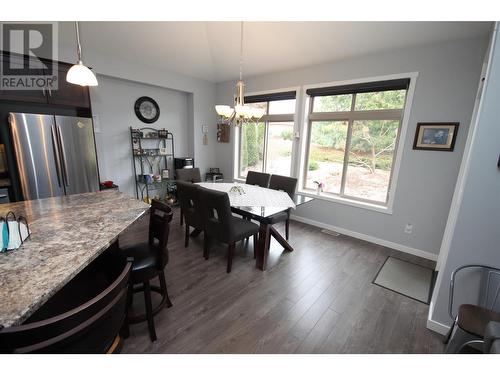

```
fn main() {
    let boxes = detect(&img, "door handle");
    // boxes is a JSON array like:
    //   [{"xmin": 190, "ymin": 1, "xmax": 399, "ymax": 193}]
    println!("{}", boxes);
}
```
[
  {"xmin": 50, "ymin": 125, "xmax": 62, "ymax": 187},
  {"xmin": 57, "ymin": 125, "xmax": 70, "ymax": 187}
]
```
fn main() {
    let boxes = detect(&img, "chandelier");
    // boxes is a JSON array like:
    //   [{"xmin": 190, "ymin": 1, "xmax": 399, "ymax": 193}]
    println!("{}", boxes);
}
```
[{"xmin": 215, "ymin": 22, "xmax": 265, "ymax": 126}]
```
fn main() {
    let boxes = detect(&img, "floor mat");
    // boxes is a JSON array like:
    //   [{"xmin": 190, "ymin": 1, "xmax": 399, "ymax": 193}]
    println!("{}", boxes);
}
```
[{"xmin": 373, "ymin": 256, "xmax": 434, "ymax": 304}]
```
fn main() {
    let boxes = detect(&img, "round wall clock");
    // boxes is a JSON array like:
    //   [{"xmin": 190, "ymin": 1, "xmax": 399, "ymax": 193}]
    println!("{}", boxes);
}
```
[{"xmin": 134, "ymin": 96, "xmax": 160, "ymax": 123}]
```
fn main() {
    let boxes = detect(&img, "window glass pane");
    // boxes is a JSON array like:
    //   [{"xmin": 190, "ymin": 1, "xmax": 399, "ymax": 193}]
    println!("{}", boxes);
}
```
[
  {"xmin": 354, "ymin": 90, "xmax": 406, "ymax": 110},
  {"xmin": 312, "ymin": 94, "xmax": 352, "ymax": 112},
  {"xmin": 265, "ymin": 122, "xmax": 294, "ymax": 176},
  {"xmin": 305, "ymin": 121, "xmax": 348, "ymax": 194},
  {"xmin": 344, "ymin": 120, "xmax": 399, "ymax": 203},
  {"xmin": 246, "ymin": 101, "xmax": 267, "ymax": 112},
  {"xmin": 268, "ymin": 99, "xmax": 296, "ymax": 114},
  {"xmin": 239, "ymin": 122, "xmax": 265, "ymax": 178}
]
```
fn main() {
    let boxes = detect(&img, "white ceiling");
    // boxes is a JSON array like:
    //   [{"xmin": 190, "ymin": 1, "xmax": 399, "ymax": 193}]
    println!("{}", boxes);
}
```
[{"xmin": 59, "ymin": 22, "xmax": 491, "ymax": 83}]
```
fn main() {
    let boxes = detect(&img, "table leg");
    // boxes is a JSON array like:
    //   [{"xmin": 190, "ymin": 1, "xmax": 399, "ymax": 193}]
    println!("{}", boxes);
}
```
[
  {"xmin": 256, "ymin": 222, "xmax": 271, "ymax": 270},
  {"xmin": 269, "ymin": 226, "xmax": 294, "ymax": 252}
]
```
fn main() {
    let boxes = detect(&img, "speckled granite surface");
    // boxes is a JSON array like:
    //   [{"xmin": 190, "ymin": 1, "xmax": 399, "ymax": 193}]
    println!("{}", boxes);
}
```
[{"xmin": 0, "ymin": 190, "xmax": 149, "ymax": 328}]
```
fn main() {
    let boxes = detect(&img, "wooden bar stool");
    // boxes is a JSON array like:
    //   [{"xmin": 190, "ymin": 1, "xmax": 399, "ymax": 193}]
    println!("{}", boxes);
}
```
[{"xmin": 120, "ymin": 200, "xmax": 173, "ymax": 342}]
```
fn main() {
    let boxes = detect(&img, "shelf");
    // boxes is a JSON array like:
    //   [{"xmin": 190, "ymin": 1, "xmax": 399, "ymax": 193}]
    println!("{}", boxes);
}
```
[{"xmin": 133, "ymin": 153, "xmax": 174, "ymax": 157}]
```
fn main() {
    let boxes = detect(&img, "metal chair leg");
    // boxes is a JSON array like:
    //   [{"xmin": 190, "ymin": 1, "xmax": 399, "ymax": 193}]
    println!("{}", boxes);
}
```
[{"xmin": 445, "ymin": 324, "xmax": 482, "ymax": 353}]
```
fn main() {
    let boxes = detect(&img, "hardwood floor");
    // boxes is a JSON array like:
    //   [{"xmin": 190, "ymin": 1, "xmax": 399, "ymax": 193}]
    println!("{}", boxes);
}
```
[{"xmin": 119, "ymin": 207, "xmax": 444, "ymax": 354}]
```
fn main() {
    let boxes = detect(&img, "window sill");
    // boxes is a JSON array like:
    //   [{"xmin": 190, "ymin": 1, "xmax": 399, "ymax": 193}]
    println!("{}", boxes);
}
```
[{"xmin": 297, "ymin": 190, "xmax": 393, "ymax": 215}]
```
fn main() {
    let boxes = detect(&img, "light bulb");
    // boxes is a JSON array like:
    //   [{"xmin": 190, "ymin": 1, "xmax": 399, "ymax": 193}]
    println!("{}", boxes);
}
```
[{"xmin": 66, "ymin": 61, "xmax": 98, "ymax": 86}]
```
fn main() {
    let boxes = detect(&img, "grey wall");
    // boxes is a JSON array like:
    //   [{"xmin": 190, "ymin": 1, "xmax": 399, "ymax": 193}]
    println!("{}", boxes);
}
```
[
  {"xmin": 215, "ymin": 36, "xmax": 488, "ymax": 258},
  {"xmin": 90, "ymin": 75, "xmax": 189, "ymax": 197},
  {"xmin": 429, "ymin": 26, "xmax": 500, "ymax": 332}
]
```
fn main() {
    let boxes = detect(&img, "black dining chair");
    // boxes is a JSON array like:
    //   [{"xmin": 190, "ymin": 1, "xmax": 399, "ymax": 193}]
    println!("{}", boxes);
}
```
[
  {"xmin": 120, "ymin": 199, "xmax": 174, "ymax": 342},
  {"xmin": 268, "ymin": 174, "xmax": 297, "ymax": 240},
  {"xmin": 198, "ymin": 187, "xmax": 259, "ymax": 273},
  {"xmin": 0, "ymin": 254, "xmax": 132, "ymax": 353},
  {"xmin": 245, "ymin": 171, "xmax": 271, "ymax": 188},
  {"xmin": 176, "ymin": 181, "xmax": 203, "ymax": 247},
  {"xmin": 176, "ymin": 168, "xmax": 202, "ymax": 226}
]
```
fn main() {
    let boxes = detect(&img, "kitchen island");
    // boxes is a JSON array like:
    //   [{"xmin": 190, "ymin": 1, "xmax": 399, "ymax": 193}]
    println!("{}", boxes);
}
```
[{"xmin": 0, "ymin": 190, "xmax": 149, "ymax": 328}]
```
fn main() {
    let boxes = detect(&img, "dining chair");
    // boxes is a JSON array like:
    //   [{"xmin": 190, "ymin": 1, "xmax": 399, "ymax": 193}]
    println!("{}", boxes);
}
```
[
  {"xmin": 198, "ymin": 187, "xmax": 259, "ymax": 273},
  {"xmin": 268, "ymin": 174, "xmax": 297, "ymax": 240},
  {"xmin": 120, "ymin": 199, "xmax": 174, "ymax": 342},
  {"xmin": 444, "ymin": 264, "xmax": 500, "ymax": 353},
  {"xmin": 175, "ymin": 168, "xmax": 201, "ymax": 225},
  {"xmin": 245, "ymin": 171, "xmax": 271, "ymax": 188},
  {"xmin": 0, "ymin": 255, "xmax": 131, "ymax": 353},
  {"xmin": 176, "ymin": 181, "xmax": 203, "ymax": 247}
]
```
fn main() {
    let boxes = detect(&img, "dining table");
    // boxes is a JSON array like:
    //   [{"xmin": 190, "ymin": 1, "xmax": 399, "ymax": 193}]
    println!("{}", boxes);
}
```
[{"xmin": 196, "ymin": 182, "xmax": 313, "ymax": 270}]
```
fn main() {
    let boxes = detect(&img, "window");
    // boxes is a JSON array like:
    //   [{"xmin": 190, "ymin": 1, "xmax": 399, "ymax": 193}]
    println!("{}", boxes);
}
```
[
  {"xmin": 302, "ymin": 78, "xmax": 409, "ymax": 205},
  {"xmin": 237, "ymin": 91, "xmax": 296, "ymax": 179}
]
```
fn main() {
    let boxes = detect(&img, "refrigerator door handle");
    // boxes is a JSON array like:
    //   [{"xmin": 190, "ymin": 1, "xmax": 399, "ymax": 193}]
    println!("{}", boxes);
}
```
[
  {"xmin": 50, "ymin": 125, "xmax": 63, "ymax": 187},
  {"xmin": 57, "ymin": 125, "xmax": 70, "ymax": 187}
]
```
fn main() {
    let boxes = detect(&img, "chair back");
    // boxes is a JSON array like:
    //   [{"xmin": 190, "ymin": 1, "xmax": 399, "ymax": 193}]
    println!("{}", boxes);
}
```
[
  {"xmin": 149, "ymin": 199, "xmax": 173, "ymax": 269},
  {"xmin": 176, "ymin": 181, "xmax": 201, "ymax": 228},
  {"xmin": 176, "ymin": 168, "xmax": 201, "ymax": 183},
  {"xmin": 198, "ymin": 187, "xmax": 234, "ymax": 243},
  {"xmin": 245, "ymin": 171, "xmax": 270, "ymax": 188},
  {"xmin": 269, "ymin": 174, "xmax": 297, "ymax": 198},
  {"xmin": 0, "ymin": 260, "xmax": 132, "ymax": 353}
]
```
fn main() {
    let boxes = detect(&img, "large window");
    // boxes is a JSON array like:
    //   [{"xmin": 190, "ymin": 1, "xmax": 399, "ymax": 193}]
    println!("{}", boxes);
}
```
[
  {"xmin": 238, "ymin": 92, "xmax": 296, "ymax": 179},
  {"xmin": 302, "ymin": 78, "xmax": 409, "ymax": 205}
]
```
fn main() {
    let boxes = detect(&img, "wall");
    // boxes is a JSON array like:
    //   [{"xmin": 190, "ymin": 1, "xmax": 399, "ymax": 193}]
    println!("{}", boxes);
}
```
[
  {"xmin": 215, "ymin": 36, "xmax": 488, "ymax": 259},
  {"xmin": 428, "ymin": 25, "xmax": 500, "ymax": 333},
  {"xmin": 90, "ymin": 75, "xmax": 189, "ymax": 197}
]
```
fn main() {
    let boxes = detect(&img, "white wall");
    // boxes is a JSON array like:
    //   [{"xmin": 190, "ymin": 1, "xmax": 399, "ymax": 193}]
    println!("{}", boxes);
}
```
[
  {"xmin": 428, "ymin": 25, "xmax": 500, "ymax": 334},
  {"xmin": 215, "ymin": 36, "xmax": 488, "ymax": 259},
  {"xmin": 90, "ymin": 75, "xmax": 189, "ymax": 197}
]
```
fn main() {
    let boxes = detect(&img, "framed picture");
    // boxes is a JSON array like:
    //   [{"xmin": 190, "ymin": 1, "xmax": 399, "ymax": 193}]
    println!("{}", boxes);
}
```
[
  {"xmin": 413, "ymin": 122, "xmax": 459, "ymax": 151},
  {"xmin": 161, "ymin": 169, "xmax": 170, "ymax": 179}
]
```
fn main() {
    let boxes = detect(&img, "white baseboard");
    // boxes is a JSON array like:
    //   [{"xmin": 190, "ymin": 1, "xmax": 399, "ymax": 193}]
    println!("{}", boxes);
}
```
[
  {"xmin": 426, "ymin": 318, "xmax": 450, "ymax": 336},
  {"xmin": 290, "ymin": 214, "xmax": 438, "ymax": 262}
]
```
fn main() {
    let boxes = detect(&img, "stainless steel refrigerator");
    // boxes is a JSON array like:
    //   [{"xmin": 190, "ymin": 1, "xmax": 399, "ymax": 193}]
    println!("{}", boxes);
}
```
[{"xmin": 9, "ymin": 112, "xmax": 99, "ymax": 200}]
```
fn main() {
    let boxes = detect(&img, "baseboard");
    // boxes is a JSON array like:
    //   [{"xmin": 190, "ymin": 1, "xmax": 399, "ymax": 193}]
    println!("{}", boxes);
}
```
[
  {"xmin": 289, "ymin": 214, "xmax": 439, "ymax": 262},
  {"xmin": 426, "ymin": 317, "xmax": 450, "ymax": 336}
]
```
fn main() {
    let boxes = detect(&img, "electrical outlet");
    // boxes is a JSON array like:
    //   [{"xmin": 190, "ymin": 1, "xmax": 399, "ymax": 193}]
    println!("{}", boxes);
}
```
[{"xmin": 404, "ymin": 223, "xmax": 413, "ymax": 234}]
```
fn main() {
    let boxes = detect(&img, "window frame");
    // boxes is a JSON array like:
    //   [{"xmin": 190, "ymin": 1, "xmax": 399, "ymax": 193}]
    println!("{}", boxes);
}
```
[
  {"xmin": 298, "ymin": 72, "xmax": 418, "ymax": 213},
  {"xmin": 234, "ymin": 87, "xmax": 299, "ymax": 181}
]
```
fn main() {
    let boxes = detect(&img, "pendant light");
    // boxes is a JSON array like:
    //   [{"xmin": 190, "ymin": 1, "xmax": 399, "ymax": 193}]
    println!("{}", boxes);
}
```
[
  {"xmin": 215, "ymin": 22, "xmax": 264, "ymax": 125},
  {"xmin": 66, "ymin": 22, "xmax": 98, "ymax": 87}
]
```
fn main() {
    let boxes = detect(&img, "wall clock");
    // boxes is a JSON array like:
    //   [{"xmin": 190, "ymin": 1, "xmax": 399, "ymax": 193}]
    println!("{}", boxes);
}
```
[{"xmin": 134, "ymin": 96, "xmax": 160, "ymax": 123}]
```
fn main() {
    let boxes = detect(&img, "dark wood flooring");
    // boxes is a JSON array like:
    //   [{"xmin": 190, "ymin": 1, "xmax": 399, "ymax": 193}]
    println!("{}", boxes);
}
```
[{"xmin": 119, "ymin": 207, "xmax": 444, "ymax": 353}]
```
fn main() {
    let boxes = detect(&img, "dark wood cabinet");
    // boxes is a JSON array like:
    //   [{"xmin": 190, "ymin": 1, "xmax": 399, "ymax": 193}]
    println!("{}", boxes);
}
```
[
  {"xmin": 0, "ymin": 53, "xmax": 91, "ymax": 110},
  {"xmin": 46, "ymin": 62, "xmax": 91, "ymax": 108}
]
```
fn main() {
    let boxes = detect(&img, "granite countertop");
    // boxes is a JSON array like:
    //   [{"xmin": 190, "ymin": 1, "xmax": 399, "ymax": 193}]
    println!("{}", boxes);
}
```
[{"xmin": 0, "ymin": 190, "xmax": 149, "ymax": 328}]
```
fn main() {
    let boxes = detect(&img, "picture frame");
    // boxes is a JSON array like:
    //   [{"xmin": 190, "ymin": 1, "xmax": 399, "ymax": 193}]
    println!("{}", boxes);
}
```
[
  {"xmin": 161, "ymin": 169, "xmax": 170, "ymax": 179},
  {"xmin": 413, "ymin": 122, "xmax": 459, "ymax": 151}
]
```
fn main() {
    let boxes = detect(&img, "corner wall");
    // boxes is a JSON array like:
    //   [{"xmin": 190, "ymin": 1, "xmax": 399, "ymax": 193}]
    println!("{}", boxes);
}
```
[
  {"xmin": 215, "ymin": 36, "xmax": 488, "ymax": 258},
  {"xmin": 428, "ymin": 25, "xmax": 500, "ymax": 333}
]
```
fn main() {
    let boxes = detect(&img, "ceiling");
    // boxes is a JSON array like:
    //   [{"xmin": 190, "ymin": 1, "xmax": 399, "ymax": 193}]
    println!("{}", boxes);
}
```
[{"xmin": 59, "ymin": 22, "xmax": 492, "ymax": 83}]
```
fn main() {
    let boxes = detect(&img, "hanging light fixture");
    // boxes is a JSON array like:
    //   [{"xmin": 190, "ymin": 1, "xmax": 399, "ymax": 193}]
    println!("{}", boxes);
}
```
[
  {"xmin": 215, "ymin": 22, "xmax": 265, "ymax": 126},
  {"xmin": 66, "ymin": 21, "xmax": 98, "ymax": 87}
]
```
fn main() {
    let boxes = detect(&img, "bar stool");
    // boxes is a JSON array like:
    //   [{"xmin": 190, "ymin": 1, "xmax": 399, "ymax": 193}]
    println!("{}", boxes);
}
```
[{"xmin": 120, "ymin": 199, "xmax": 173, "ymax": 342}]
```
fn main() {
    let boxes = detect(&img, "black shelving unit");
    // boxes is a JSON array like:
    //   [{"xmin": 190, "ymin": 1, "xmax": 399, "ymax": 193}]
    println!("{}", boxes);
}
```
[{"xmin": 130, "ymin": 126, "xmax": 177, "ymax": 204}]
